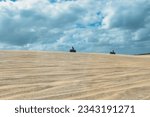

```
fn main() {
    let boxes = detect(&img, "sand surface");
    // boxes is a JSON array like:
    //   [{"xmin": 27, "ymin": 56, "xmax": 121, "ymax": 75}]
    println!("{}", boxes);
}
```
[{"xmin": 0, "ymin": 51, "xmax": 150, "ymax": 100}]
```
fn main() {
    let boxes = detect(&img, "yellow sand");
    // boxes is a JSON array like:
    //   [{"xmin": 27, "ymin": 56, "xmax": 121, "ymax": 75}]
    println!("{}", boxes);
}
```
[{"xmin": 0, "ymin": 51, "xmax": 150, "ymax": 100}]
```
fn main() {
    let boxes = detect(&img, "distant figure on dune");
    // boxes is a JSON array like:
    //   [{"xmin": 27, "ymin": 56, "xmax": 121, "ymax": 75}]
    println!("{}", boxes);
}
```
[
  {"xmin": 70, "ymin": 46, "xmax": 76, "ymax": 52},
  {"xmin": 110, "ymin": 50, "xmax": 116, "ymax": 54}
]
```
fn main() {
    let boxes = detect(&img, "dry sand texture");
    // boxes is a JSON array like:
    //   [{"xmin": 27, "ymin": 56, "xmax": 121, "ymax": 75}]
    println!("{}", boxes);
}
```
[{"xmin": 0, "ymin": 51, "xmax": 150, "ymax": 100}]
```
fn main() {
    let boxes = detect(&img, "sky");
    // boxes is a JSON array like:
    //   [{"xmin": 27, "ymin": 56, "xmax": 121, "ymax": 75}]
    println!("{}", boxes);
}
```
[{"xmin": 0, "ymin": 0, "xmax": 150, "ymax": 54}]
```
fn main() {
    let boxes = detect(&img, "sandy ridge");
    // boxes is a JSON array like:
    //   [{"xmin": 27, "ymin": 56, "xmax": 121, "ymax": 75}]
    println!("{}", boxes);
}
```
[{"xmin": 0, "ymin": 51, "xmax": 150, "ymax": 99}]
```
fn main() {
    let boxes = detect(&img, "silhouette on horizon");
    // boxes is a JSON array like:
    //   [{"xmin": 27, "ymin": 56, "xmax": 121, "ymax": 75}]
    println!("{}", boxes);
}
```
[
  {"xmin": 70, "ymin": 46, "xmax": 76, "ymax": 52},
  {"xmin": 110, "ymin": 50, "xmax": 116, "ymax": 54}
]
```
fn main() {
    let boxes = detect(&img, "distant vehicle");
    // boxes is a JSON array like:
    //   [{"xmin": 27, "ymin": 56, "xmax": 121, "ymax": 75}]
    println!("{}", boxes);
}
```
[
  {"xmin": 110, "ymin": 50, "xmax": 116, "ymax": 54},
  {"xmin": 70, "ymin": 47, "xmax": 76, "ymax": 52}
]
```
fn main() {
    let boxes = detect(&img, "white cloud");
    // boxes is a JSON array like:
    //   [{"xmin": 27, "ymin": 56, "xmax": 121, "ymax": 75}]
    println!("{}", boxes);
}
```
[{"xmin": 0, "ymin": 0, "xmax": 150, "ymax": 54}]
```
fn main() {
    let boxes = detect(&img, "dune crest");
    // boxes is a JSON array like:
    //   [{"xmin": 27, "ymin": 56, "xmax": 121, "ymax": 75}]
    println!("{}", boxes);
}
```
[{"xmin": 0, "ymin": 51, "xmax": 150, "ymax": 100}]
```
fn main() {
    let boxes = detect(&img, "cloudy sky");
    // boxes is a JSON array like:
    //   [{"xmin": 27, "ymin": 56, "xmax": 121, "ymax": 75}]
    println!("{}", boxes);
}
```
[{"xmin": 0, "ymin": 0, "xmax": 150, "ymax": 54}]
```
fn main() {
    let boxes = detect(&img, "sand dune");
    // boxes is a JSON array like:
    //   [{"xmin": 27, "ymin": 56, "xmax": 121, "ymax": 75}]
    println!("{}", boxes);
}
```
[{"xmin": 0, "ymin": 50, "xmax": 150, "ymax": 100}]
